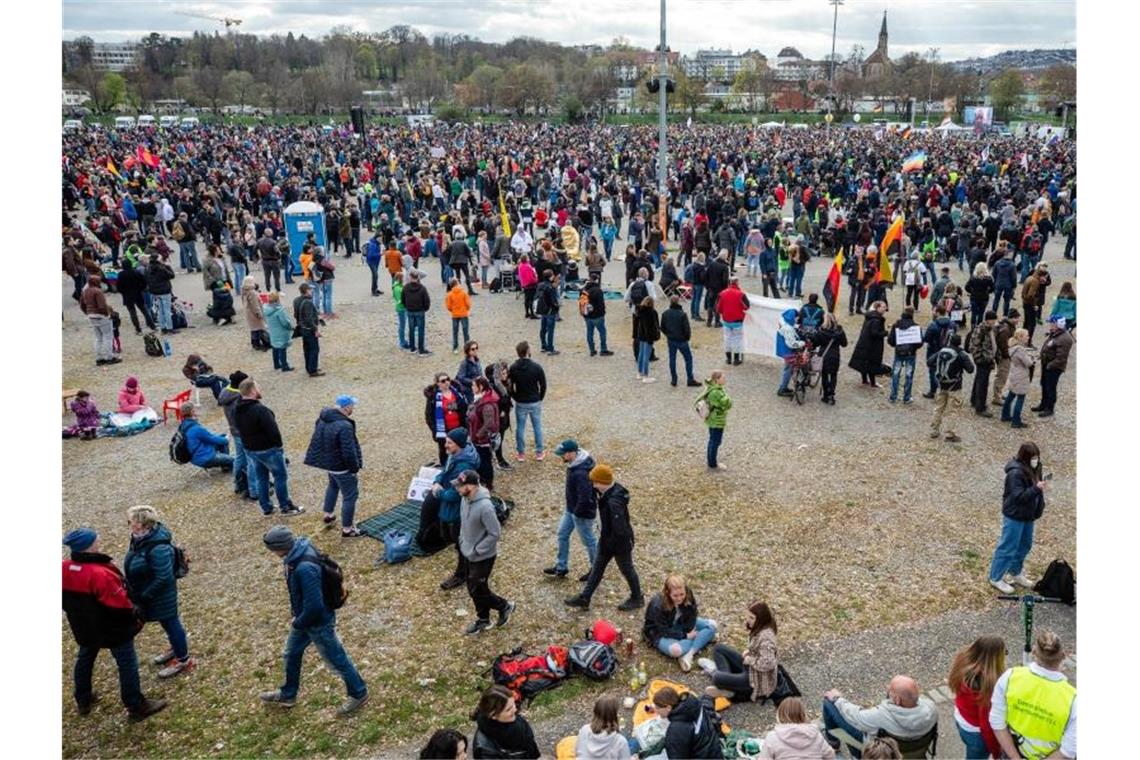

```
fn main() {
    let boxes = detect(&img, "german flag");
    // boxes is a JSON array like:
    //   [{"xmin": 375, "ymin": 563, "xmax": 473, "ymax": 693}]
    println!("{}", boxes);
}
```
[
  {"xmin": 106, "ymin": 158, "xmax": 121, "ymax": 179},
  {"xmin": 877, "ymin": 216, "xmax": 903, "ymax": 282},
  {"xmin": 822, "ymin": 247, "xmax": 844, "ymax": 312}
]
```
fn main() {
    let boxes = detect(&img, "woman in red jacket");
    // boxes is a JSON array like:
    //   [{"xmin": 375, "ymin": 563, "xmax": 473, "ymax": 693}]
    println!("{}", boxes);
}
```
[
  {"xmin": 947, "ymin": 636, "xmax": 1005, "ymax": 758},
  {"xmin": 716, "ymin": 277, "xmax": 750, "ymax": 366}
]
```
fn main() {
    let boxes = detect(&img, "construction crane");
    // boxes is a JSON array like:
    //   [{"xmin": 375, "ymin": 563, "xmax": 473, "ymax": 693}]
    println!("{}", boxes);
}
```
[{"xmin": 174, "ymin": 11, "xmax": 243, "ymax": 29}]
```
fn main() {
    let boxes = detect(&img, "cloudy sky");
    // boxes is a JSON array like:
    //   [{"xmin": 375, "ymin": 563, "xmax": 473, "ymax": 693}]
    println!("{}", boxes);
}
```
[{"xmin": 62, "ymin": 0, "xmax": 1076, "ymax": 61}]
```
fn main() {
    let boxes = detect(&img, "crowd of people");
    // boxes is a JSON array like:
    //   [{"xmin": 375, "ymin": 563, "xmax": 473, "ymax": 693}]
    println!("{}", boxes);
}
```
[{"xmin": 62, "ymin": 118, "xmax": 1075, "ymax": 756}]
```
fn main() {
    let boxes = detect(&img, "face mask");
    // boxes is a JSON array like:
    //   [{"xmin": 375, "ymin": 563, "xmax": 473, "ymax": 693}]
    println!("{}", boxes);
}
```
[{"xmin": 1030, "ymin": 457, "xmax": 1039, "ymax": 469}]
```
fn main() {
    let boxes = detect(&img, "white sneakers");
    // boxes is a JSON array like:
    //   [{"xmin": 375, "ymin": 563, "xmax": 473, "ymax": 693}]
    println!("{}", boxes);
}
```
[
  {"xmin": 1011, "ymin": 574, "xmax": 1035, "ymax": 588},
  {"xmin": 679, "ymin": 650, "xmax": 694, "ymax": 672},
  {"xmin": 989, "ymin": 577, "xmax": 1014, "ymax": 594},
  {"xmin": 697, "ymin": 657, "xmax": 717, "ymax": 676}
]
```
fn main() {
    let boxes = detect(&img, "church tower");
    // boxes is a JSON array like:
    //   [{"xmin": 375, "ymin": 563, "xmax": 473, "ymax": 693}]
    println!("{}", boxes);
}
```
[{"xmin": 877, "ymin": 10, "xmax": 888, "ymax": 57}]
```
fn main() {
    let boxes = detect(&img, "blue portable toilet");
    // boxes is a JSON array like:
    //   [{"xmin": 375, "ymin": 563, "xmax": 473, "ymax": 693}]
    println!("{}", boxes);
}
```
[{"xmin": 283, "ymin": 201, "xmax": 326, "ymax": 273}]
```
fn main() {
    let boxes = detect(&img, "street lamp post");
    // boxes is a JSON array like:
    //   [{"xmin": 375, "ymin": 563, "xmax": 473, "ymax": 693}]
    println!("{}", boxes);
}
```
[
  {"xmin": 657, "ymin": 0, "xmax": 668, "ymax": 235},
  {"xmin": 827, "ymin": 0, "xmax": 843, "ymax": 136},
  {"xmin": 926, "ymin": 47, "xmax": 939, "ymax": 119}
]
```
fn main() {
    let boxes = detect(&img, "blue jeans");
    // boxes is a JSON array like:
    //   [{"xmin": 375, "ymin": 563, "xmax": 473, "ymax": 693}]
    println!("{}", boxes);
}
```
[
  {"xmin": 271, "ymin": 346, "xmax": 291, "ymax": 370},
  {"xmin": 160, "ymin": 615, "xmax": 190, "ymax": 660},
  {"xmin": 787, "ymin": 265, "xmax": 805, "ymax": 297},
  {"xmin": 246, "ymin": 447, "xmax": 292, "ymax": 514},
  {"xmin": 232, "ymin": 435, "xmax": 258, "ymax": 497},
  {"xmin": 452, "ymin": 317, "xmax": 469, "ymax": 350},
  {"xmin": 301, "ymin": 332, "xmax": 320, "ymax": 374},
  {"xmin": 656, "ymin": 618, "xmax": 717, "ymax": 658},
  {"xmin": 890, "ymin": 355, "xmax": 916, "ymax": 401},
  {"xmin": 690, "ymin": 284, "xmax": 704, "ymax": 318},
  {"xmin": 746, "ymin": 255, "xmax": 760, "ymax": 276},
  {"xmin": 74, "ymin": 641, "xmax": 143, "ymax": 710},
  {"xmin": 707, "ymin": 427, "xmax": 724, "ymax": 467},
  {"xmin": 958, "ymin": 726, "xmax": 991, "ymax": 760},
  {"xmin": 1002, "ymin": 391, "xmax": 1026, "ymax": 424},
  {"xmin": 540, "ymin": 314, "xmax": 557, "ymax": 352},
  {"xmin": 992, "ymin": 285, "xmax": 1013, "ymax": 315},
  {"xmin": 179, "ymin": 241, "xmax": 199, "ymax": 271},
  {"xmin": 320, "ymin": 281, "xmax": 334, "ymax": 314},
  {"xmin": 155, "ymin": 293, "xmax": 172, "ymax": 331},
  {"xmin": 232, "ymin": 262, "xmax": 247, "ymax": 291},
  {"xmin": 823, "ymin": 699, "xmax": 866, "ymax": 758},
  {"xmin": 637, "ymin": 340, "xmax": 652, "ymax": 375},
  {"xmin": 200, "ymin": 451, "xmax": 234, "ymax": 471},
  {"xmin": 397, "ymin": 310, "xmax": 409, "ymax": 348},
  {"xmin": 281, "ymin": 621, "xmax": 367, "ymax": 700},
  {"xmin": 988, "ymin": 515, "xmax": 1035, "ymax": 581},
  {"xmin": 585, "ymin": 317, "xmax": 608, "ymax": 353},
  {"xmin": 667, "ymin": 339, "xmax": 694, "ymax": 383},
  {"xmin": 1019, "ymin": 254, "xmax": 1039, "ymax": 282},
  {"xmin": 514, "ymin": 401, "xmax": 544, "ymax": 455},
  {"xmin": 555, "ymin": 511, "xmax": 598, "ymax": 572},
  {"xmin": 407, "ymin": 311, "xmax": 426, "ymax": 352},
  {"xmin": 323, "ymin": 472, "xmax": 359, "ymax": 528},
  {"xmin": 779, "ymin": 363, "xmax": 794, "ymax": 392}
]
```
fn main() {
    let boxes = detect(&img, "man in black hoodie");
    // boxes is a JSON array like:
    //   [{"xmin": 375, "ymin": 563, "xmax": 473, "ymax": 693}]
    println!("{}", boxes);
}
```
[
  {"xmin": 660, "ymin": 295, "xmax": 700, "ymax": 387},
  {"xmin": 233, "ymin": 378, "xmax": 304, "ymax": 516},
  {"xmin": 655, "ymin": 689, "xmax": 723, "ymax": 759},
  {"xmin": 401, "ymin": 270, "xmax": 432, "ymax": 356},
  {"xmin": 507, "ymin": 341, "xmax": 547, "ymax": 462},
  {"xmin": 565, "ymin": 463, "xmax": 643, "ymax": 611},
  {"xmin": 117, "ymin": 259, "xmax": 155, "ymax": 334},
  {"xmin": 582, "ymin": 275, "xmax": 613, "ymax": 356},
  {"xmin": 293, "ymin": 283, "xmax": 324, "ymax": 376}
]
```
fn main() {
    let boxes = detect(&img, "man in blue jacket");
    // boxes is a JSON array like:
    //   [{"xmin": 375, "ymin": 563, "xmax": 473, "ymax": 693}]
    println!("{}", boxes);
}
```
[
  {"xmin": 304, "ymin": 395, "xmax": 364, "ymax": 538},
  {"xmin": 991, "ymin": 249, "xmax": 1018, "ymax": 316},
  {"xmin": 364, "ymin": 232, "xmax": 383, "ymax": 296},
  {"xmin": 259, "ymin": 526, "xmax": 368, "ymax": 715},
  {"xmin": 543, "ymin": 440, "xmax": 598, "ymax": 582},
  {"xmin": 177, "ymin": 404, "xmax": 233, "ymax": 471},
  {"xmin": 415, "ymin": 428, "xmax": 481, "ymax": 590}
]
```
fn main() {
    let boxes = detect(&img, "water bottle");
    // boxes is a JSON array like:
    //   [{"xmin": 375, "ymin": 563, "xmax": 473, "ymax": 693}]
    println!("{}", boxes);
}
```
[
  {"xmin": 637, "ymin": 661, "xmax": 647, "ymax": 686},
  {"xmin": 162, "ymin": 339, "xmax": 172, "ymax": 357}
]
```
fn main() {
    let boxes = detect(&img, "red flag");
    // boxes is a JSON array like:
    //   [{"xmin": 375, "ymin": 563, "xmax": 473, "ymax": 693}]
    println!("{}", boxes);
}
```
[
  {"xmin": 822, "ymin": 247, "xmax": 844, "ymax": 313},
  {"xmin": 136, "ymin": 145, "xmax": 160, "ymax": 168}
]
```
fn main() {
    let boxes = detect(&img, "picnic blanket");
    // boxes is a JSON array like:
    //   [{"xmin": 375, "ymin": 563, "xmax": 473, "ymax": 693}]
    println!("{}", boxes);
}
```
[
  {"xmin": 357, "ymin": 496, "xmax": 516, "ymax": 559},
  {"xmin": 562, "ymin": 287, "xmax": 625, "ymax": 301}
]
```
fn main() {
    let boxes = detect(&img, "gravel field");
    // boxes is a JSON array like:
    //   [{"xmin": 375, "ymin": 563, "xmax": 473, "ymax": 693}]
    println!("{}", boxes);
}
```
[{"xmin": 61, "ymin": 229, "xmax": 1076, "ymax": 758}]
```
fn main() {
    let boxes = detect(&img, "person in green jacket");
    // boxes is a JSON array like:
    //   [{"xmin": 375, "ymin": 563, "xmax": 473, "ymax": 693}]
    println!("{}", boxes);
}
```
[
  {"xmin": 393, "ymin": 275, "xmax": 410, "ymax": 350},
  {"xmin": 697, "ymin": 370, "xmax": 732, "ymax": 471}
]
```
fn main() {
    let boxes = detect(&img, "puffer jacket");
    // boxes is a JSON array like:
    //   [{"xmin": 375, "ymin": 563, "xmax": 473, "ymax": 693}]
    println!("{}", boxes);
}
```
[
  {"xmin": 596, "ymin": 483, "xmax": 635, "ymax": 553},
  {"xmin": 177, "ymin": 417, "xmax": 228, "ymax": 466},
  {"xmin": 700, "ymin": 381, "xmax": 732, "ymax": 429},
  {"xmin": 303, "ymin": 407, "xmax": 362, "ymax": 473},
  {"xmin": 1040, "ymin": 328, "xmax": 1074, "ymax": 372},
  {"xmin": 123, "ymin": 523, "xmax": 179, "ymax": 622},
  {"xmin": 242, "ymin": 281, "xmax": 267, "ymax": 331},
  {"xmin": 663, "ymin": 695, "xmax": 723, "ymax": 760},
  {"xmin": 264, "ymin": 302, "xmax": 294, "ymax": 348},
  {"xmin": 433, "ymin": 443, "xmax": 480, "ymax": 523},
  {"xmin": 1001, "ymin": 459, "xmax": 1045, "ymax": 522},
  {"xmin": 62, "ymin": 552, "xmax": 140, "ymax": 649},
  {"xmin": 564, "ymin": 451, "xmax": 597, "ymax": 519}
]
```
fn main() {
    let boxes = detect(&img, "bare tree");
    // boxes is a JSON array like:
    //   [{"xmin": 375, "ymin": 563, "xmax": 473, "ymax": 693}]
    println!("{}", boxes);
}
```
[{"xmin": 193, "ymin": 66, "xmax": 226, "ymax": 114}]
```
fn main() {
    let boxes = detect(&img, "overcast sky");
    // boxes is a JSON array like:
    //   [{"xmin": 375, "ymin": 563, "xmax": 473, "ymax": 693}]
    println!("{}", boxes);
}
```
[{"xmin": 62, "ymin": 0, "xmax": 1077, "ymax": 61}]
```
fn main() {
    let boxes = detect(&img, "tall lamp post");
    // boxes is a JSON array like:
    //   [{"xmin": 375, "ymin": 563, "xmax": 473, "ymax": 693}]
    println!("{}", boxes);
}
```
[
  {"xmin": 827, "ymin": 0, "xmax": 843, "ymax": 136},
  {"xmin": 926, "ymin": 46, "xmax": 939, "ymax": 120},
  {"xmin": 657, "ymin": 0, "xmax": 668, "ymax": 235}
]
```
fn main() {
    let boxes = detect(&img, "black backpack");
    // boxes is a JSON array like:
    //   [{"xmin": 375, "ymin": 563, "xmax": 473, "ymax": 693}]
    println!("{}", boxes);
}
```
[
  {"xmin": 1034, "ymin": 559, "xmax": 1075, "ymax": 605},
  {"xmin": 169, "ymin": 428, "xmax": 192, "ymax": 464},
  {"xmin": 143, "ymin": 331, "xmax": 164, "ymax": 357},
  {"xmin": 568, "ymin": 640, "xmax": 617, "ymax": 680},
  {"xmin": 143, "ymin": 537, "xmax": 191, "ymax": 579},
  {"xmin": 310, "ymin": 553, "xmax": 348, "ymax": 610}
]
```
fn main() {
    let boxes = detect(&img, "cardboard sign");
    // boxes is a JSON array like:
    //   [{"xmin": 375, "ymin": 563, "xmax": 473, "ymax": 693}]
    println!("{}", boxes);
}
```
[
  {"xmin": 407, "ymin": 465, "xmax": 441, "ymax": 502},
  {"xmin": 895, "ymin": 325, "xmax": 923, "ymax": 345}
]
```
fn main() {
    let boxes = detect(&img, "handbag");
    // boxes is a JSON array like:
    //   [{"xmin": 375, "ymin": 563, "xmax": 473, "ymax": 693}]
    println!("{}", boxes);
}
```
[
  {"xmin": 810, "ymin": 338, "xmax": 835, "ymax": 374},
  {"xmin": 769, "ymin": 664, "xmax": 801, "ymax": 707}
]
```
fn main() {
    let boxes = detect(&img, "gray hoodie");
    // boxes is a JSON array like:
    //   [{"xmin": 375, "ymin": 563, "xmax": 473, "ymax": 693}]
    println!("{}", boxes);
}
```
[
  {"xmin": 575, "ymin": 725, "xmax": 632, "ymax": 760},
  {"xmin": 832, "ymin": 695, "xmax": 938, "ymax": 740},
  {"xmin": 459, "ymin": 486, "xmax": 500, "ymax": 563},
  {"xmin": 761, "ymin": 723, "xmax": 835, "ymax": 760}
]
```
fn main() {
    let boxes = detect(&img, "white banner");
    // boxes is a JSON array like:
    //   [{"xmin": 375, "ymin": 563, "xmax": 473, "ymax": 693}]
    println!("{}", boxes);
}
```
[{"xmin": 741, "ymin": 293, "xmax": 802, "ymax": 359}]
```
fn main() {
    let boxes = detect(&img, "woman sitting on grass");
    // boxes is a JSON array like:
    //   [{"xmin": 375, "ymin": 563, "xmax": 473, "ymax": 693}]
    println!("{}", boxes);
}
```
[
  {"xmin": 643, "ymin": 574, "xmax": 719, "ymax": 672},
  {"xmin": 576, "ymin": 695, "xmax": 632, "ymax": 759},
  {"xmin": 700, "ymin": 600, "xmax": 778, "ymax": 703},
  {"xmin": 470, "ymin": 685, "xmax": 540, "ymax": 759}
]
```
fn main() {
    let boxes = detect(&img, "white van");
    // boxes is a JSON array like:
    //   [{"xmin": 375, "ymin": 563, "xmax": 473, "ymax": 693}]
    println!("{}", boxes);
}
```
[
  {"xmin": 137, "ymin": 115, "xmax": 156, "ymax": 127},
  {"xmin": 114, "ymin": 116, "xmax": 136, "ymax": 130},
  {"xmin": 179, "ymin": 116, "xmax": 200, "ymax": 128},
  {"xmin": 63, "ymin": 119, "xmax": 84, "ymax": 133},
  {"xmin": 159, "ymin": 115, "xmax": 178, "ymax": 128}
]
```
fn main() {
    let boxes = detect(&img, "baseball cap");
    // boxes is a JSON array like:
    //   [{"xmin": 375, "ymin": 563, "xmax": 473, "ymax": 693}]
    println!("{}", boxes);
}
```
[
  {"xmin": 451, "ymin": 469, "xmax": 481, "ymax": 488},
  {"xmin": 336, "ymin": 394, "xmax": 359, "ymax": 408},
  {"xmin": 553, "ymin": 439, "xmax": 579, "ymax": 456}
]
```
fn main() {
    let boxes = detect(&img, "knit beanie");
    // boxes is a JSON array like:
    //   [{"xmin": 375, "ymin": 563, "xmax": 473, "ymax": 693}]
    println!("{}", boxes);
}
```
[
  {"xmin": 588, "ymin": 464, "xmax": 614, "ymax": 486},
  {"xmin": 447, "ymin": 427, "xmax": 469, "ymax": 448},
  {"xmin": 263, "ymin": 526, "xmax": 296, "ymax": 552},
  {"xmin": 63, "ymin": 528, "xmax": 97, "ymax": 552}
]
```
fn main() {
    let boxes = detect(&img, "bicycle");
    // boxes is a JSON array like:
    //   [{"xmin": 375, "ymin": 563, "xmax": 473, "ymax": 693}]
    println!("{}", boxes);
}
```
[{"xmin": 784, "ymin": 342, "xmax": 820, "ymax": 405}]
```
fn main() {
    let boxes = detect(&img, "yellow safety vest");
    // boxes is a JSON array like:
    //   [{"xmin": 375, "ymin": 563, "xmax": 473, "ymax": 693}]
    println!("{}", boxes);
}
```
[{"xmin": 1005, "ymin": 666, "xmax": 1076, "ymax": 760}]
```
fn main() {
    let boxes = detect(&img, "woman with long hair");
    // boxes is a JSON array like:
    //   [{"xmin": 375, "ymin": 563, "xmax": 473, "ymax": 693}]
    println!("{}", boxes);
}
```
[
  {"xmin": 470, "ymin": 685, "xmax": 540, "ymax": 759},
  {"xmin": 947, "ymin": 636, "xmax": 1005, "ymax": 758},
  {"xmin": 988, "ymin": 442, "xmax": 1049, "ymax": 594},
  {"xmin": 575, "ymin": 695, "xmax": 631, "ymax": 759},
  {"xmin": 642, "ymin": 574, "xmax": 718, "ymax": 672},
  {"xmin": 700, "ymin": 601, "xmax": 778, "ymax": 703},
  {"xmin": 762, "ymin": 697, "xmax": 835, "ymax": 759}
]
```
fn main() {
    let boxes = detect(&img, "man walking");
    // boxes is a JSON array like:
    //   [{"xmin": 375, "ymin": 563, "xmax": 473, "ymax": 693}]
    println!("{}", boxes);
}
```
[
  {"xmin": 565, "ymin": 463, "xmax": 644, "ymax": 612},
  {"xmin": 455, "ymin": 471, "xmax": 515, "ymax": 635},
  {"xmin": 507, "ymin": 341, "xmax": 547, "ymax": 462},
  {"xmin": 582, "ymin": 274, "xmax": 613, "ymax": 357},
  {"xmin": 293, "ymin": 283, "xmax": 325, "ymax": 377},
  {"xmin": 927, "ymin": 333, "xmax": 975, "ymax": 443},
  {"xmin": 401, "ymin": 270, "xmax": 432, "ymax": 356},
  {"xmin": 259, "ymin": 527, "xmax": 368, "ymax": 715},
  {"xmin": 543, "ymin": 440, "xmax": 598, "ymax": 582},
  {"xmin": 79, "ymin": 276, "xmax": 119, "ymax": 367},
  {"xmin": 62, "ymin": 528, "xmax": 168, "ymax": 722},
  {"xmin": 660, "ymin": 295, "xmax": 700, "ymax": 387},
  {"xmin": 234, "ymin": 378, "xmax": 304, "ymax": 517},
  {"xmin": 304, "ymin": 395, "xmax": 365, "ymax": 538},
  {"xmin": 966, "ymin": 310, "xmax": 999, "ymax": 417}
]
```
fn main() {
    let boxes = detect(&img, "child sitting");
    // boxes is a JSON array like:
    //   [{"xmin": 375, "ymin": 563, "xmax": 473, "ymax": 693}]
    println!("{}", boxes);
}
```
[
  {"xmin": 66, "ymin": 390, "xmax": 100, "ymax": 439},
  {"xmin": 117, "ymin": 376, "xmax": 151, "ymax": 414},
  {"xmin": 576, "ymin": 695, "xmax": 632, "ymax": 759}
]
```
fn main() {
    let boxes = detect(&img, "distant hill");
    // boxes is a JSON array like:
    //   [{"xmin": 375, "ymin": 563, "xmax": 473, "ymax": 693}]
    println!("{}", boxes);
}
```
[{"xmin": 948, "ymin": 48, "xmax": 1075, "ymax": 74}]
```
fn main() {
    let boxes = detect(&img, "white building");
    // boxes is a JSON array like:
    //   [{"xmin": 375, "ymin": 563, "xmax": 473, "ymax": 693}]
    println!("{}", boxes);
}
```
[
  {"xmin": 682, "ymin": 49, "xmax": 751, "ymax": 82},
  {"xmin": 63, "ymin": 89, "xmax": 91, "ymax": 107},
  {"xmin": 88, "ymin": 42, "xmax": 140, "ymax": 71},
  {"xmin": 773, "ymin": 47, "xmax": 825, "ymax": 82}
]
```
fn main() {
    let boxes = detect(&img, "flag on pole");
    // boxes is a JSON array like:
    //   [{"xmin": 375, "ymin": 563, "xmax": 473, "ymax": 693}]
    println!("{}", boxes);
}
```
[
  {"xmin": 498, "ymin": 185, "xmax": 512, "ymax": 237},
  {"xmin": 106, "ymin": 158, "xmax": 121, "ymax": 179},
  {"xmin": 822, "ymin": 246, "xmax": 844, "ymax": 313},
  {"xmin": 877, "ymin": 216, "xmax": 903, "ymax": 282},
  {"xmin": 136, "ymin": 145, "xmax": 160, "ymax": 169},
  {"xmin": 901, "ymin": 151, "xmax": 926, "ymax": 173}
]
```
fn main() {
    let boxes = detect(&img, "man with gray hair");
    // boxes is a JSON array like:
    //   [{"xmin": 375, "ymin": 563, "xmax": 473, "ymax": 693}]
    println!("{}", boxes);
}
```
[{"xmin": 259, "ymin": 526, "xmax": 368, "ymax": 715}]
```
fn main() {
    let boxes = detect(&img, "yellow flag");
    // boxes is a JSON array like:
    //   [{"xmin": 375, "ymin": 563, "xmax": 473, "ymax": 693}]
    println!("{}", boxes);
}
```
[{"xmin": 498, "ymin": 187, "xmax": 512, "ymax": 237}]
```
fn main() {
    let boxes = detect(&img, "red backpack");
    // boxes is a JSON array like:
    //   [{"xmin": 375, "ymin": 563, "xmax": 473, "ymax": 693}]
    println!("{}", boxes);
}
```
[{"xmin": 488, "ymin": 646, "xmax": 569, "ymax": 704}]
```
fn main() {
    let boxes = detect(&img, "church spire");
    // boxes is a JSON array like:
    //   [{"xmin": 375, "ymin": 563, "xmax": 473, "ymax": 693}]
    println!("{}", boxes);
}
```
[{"xmin": 878, "ymin": 10, "xmax": 888, "ymax": 54}]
